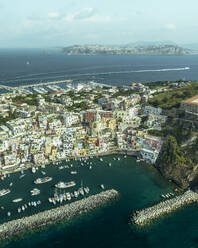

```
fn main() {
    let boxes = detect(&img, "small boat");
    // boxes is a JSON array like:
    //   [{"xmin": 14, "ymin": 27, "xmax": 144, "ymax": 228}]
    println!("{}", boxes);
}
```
[
  {"xmin": 89, "ymin": 166, "xmax": 92, "ymax": 170},
  {"xmin": 31, "ymin": 188, "xmax": 40, "ymax": 196},
  {"xmin": 117, "ymin": 157, "xmax": 120, "ymax": 161},
  {"xmin": 70, "ymin": 171, "xmax": 77, "ymax": 175},
  {"xmin": 22, "ymin": 206, "xmax": 25, "ymax": 211},
  {"xmin": 55, "ymin": 181, "xmax": 76, "ymax": 189},
  {"xmin": 18, "ymin": 208, "xmax": 21, "ymax": 213},
  {"xmin": 0, "ymin": 189, "xmax": 11, "ymax": 197},
  {"xmin": 34, "ymin": 177, "xmax": 52, "ymax": 184},
  {"xmin": 84, "ymin": 187, "xmax": 90, "ymax": 194},
  {"xmin": 100, "ymin": 184, "xmax": 105, "ymax": 189},
  {"xmin": 9, "ymin": 183, "xmax": 13, "ymax": 187},
  {"xmin": 74, "ymin": 191, "xmax": 79, "ymax": 198},
  {"xmin": 100, "ymin": 158, "xmax": 103, "ymax": 162},
  {"xmin": 19, "ymin": 174, "xmax": 26, "ymax": 179},
  {"xmin": 41, "ymin": 171, "xmax": 46, "ymax": 175},
  {"xmin": 32, "ymin": 167, "xmax": 36, "ymax": 173},
  {"xmin": 108, "ymin": 163, "xmax": 111, "ymax": 167},
  {"xmin": 7, "ymin": 212, "xmax": 11, "ymax": 217},
  {"xmin": 12, "ymin": 198, "xmax": 23, "ymax": 203}
]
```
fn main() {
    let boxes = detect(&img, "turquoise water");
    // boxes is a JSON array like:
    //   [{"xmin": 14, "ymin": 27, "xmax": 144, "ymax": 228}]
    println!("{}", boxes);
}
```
[{"xmin": 1, "ymin": 155, "xmax": 196, "ymax": 248}]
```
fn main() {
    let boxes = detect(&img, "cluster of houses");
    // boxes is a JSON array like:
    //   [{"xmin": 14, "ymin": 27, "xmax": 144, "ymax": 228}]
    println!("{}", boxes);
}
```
[{"xmin": 0, "ymin": 82, "xmax": 167, "ymax": 173}]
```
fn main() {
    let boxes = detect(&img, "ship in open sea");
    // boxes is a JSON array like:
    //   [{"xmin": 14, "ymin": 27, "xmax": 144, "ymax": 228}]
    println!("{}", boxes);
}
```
[
  {"xmin": 34, "ymin": 177, "xmax": 52, "ymax": 184},
  {"xmin": 0, "ymin": 189, "xmax": 11, "ymax": 196},
  {"xmin": 55, "ymin": 181, "xmax": 76, "ymax": 189}
]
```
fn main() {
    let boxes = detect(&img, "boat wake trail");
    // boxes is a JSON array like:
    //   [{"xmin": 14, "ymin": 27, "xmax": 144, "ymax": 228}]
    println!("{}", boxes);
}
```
[{"xmin": 2, "ymin": 67, "xmax": 190, "ymax": 84}]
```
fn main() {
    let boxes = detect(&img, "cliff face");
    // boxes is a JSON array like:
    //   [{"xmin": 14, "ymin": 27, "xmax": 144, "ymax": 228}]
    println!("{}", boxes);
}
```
[
  {"xmin": 156, "ymin": 160, "xmax": 197, "ymax": 189},
  {"xmin": 155, "ymin": 134, "xmax": 198, "ymax": 189}
]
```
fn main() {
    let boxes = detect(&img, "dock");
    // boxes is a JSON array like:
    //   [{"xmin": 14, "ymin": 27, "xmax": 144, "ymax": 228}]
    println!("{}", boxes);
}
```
[
  {"xmin": 132, "ymin": 190, "xmax": 198, "ymax": 226},
  {"xmin": 0, "ymin": 189, "xmax": 118, "ymax": 241}
]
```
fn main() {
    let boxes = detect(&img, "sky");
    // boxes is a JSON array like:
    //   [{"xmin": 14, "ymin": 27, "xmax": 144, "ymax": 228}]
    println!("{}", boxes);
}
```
[{"xmin": 0, "ymin": 0, "xmax": 198, "ymax": 48}]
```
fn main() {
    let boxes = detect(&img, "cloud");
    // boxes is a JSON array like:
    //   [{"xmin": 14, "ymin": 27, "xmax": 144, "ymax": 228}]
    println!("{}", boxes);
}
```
[
  {"xmin": 48, "ymin": 12, "xmax": 60, "ymax": 19},
  {"xmin": 64, "ymin": 8, "xmax": 111, "ymax": 23},
  {"xmin": 164, "ymin": 23, "xmax": 176, "ymax": 30},
  {"xmin": 72, "ymin": 8, "xmax": 94, "ymax": 20}
]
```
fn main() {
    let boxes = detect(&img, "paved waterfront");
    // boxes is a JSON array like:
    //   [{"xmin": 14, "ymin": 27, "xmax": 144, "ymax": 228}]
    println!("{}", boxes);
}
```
[
  {"xmin": 132, "ymin": 190, "xmax": 198, "ymax": 226},
  {"xmin": 0, "ymin": 189, "xmax": 118, "ymax": 241}
]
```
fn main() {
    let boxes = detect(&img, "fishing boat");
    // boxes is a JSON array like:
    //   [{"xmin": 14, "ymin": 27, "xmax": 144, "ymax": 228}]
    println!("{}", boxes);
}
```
[
  {"xmin": 0, "ymin": 189, "xmax": 10, "ymax": 197},
  {"xmin": 55, "ymin": 181, "xmax": 76, "ymax": 189},
  {"xmin": 34, "ymin": 177, "xmax": 52, "ymax": 184},
  {"xmin": 12, "ymin": 198, "xmax": 23, "ymax": 203}
]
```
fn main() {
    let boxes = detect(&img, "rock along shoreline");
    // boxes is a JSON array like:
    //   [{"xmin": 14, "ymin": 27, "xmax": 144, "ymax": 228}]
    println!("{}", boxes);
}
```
[
  {"xmin": 0, "ymin": 189, "xmax": 119, "ymax": 242},
  {"xmin": 132, "ymin": 190, "xmax": 198, "ymax": 226}
]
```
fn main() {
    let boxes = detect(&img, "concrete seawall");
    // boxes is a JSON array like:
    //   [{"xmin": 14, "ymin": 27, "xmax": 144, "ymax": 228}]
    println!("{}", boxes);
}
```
[
  {"xmin": 132, "ymin": 190, "xmax": 198, "ymax": 226},
  {"xmin": 0, "ymin": 189, "xmax": 118, "ymax": 241}
]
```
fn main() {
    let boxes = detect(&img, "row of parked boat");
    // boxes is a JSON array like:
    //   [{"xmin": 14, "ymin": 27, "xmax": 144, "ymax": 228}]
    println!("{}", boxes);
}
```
[
  {"xmin": 161, "ymin": 192, "xmax": 175, "ymax": 199},
  {"xmin": 48, "ymin": 186, "xmax": 90, "ymax": 205}
]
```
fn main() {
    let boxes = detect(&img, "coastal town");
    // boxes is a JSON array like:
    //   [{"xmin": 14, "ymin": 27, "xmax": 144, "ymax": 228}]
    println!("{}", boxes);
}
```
[{"xmin": 0, "ymin": 80, "xmax": 168, "ymax": 175}]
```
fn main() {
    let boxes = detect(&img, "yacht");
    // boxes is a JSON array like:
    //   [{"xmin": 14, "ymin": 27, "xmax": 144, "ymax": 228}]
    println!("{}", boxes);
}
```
[
  {"xmin": 0, "ymin": 189, "xmax": 11, "ymax": 197},
  {"xmin": 34, "ymin": 177, "xmax": 52, "ymax": 184},
  {"xmin": 55, "ymin": 181, "xmax": 76, "ymax": 189}
]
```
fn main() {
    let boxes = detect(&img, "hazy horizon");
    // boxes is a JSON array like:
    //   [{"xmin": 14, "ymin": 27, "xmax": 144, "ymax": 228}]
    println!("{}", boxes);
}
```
[{"xmin": 1, "ymin": 0, "xmax": 198, "ymax": 48}]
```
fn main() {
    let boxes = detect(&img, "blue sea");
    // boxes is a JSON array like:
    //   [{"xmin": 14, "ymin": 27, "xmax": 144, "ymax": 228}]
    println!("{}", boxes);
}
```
[
  {"xmin": 0, "ymin": 48, "xmax": 197, "ymax": 87},
  {"xmin": 1, "ymin": 49, "xmax": 198, "ymax": 248}
]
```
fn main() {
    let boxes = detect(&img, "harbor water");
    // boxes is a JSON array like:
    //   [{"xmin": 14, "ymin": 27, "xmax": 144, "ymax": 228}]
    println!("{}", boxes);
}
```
[{"xmin": 0, "ymin": 155, "xmax": 198, "ymax": 248}]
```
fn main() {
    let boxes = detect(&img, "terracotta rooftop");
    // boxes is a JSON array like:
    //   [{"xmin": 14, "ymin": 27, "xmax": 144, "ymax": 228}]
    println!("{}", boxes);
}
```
[{"xmin": 182, "ymin": 95, "xmax": 198, "ymax": 105}]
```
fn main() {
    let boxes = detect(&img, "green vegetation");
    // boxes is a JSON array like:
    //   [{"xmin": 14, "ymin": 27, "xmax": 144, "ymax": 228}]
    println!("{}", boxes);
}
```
[
  {"xmin": 0, "ymin": 111, "xmax": 18, "ymax": 125},
  {"xmin": 12, "ymin": 94, "xmax": 39, "ymax": 106},
  {"xmin": 67, "ymin": 101, "xmax": 89, "ymax": 112},
  {"xmin": 161, "ymin": 135, "xmax": 193, "ymax": 165},
  {"xmin": 111, "ymin": 89, "xmax": 137, "ymax": 98},
  {"xmin": 148, "ymin": 82, "xmax": 198, "ymax": 109}
]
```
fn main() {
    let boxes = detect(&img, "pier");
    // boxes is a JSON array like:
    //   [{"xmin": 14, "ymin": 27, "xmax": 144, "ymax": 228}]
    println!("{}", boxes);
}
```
[
  {"xmin": 0, "ymin": 189, "xmax": 118, "ymax": 241},
  {"xmin": 132, "ymin": 190, "xmax": 198, "ymax": 226}
]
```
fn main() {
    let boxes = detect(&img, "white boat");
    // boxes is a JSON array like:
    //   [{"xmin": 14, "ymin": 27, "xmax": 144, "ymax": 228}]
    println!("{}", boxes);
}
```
[
  {"xmin": 12, "ymin": 198, "xmax": 23, "ymax": 203},
  {"xmin": 0, "ymin": 189, "xmax": 10, "ymax": 197},
  {"xmin": 9, "ymin": 183, "xmax": 13, "ymax": 187},
  {"xmin": 84, "ymin": 187, "xmax": 90, "ymax": 194},
  {"xmin": 19, "ymin": 174, "xmax": 26, "ymax": 179},
  {"xmin": 34, "ymin": 177, "xmax": 52, "ymax": 184},
  {"xmin": 7, "ymin": 212, "xmax": 11, "ymax": 216},
  {"xmin": 32, "ymin": 167, "xmax": 36, "ymax": 173},
  {"xmin": 100, "ymin": 184, "xmax": 105, "ymax": 189},
  {"xmin": 41, "ymin": 171, "xmax": 46, "ymax": 175},
  {"xmin": 70, "ymin": 171, "xmax": 77, "ymax": 174},
  {"xmin": 18, "ymin": 208, "xmax": 21, "ymax": 213},
  {"xmin": 89, "ymin": 166, "xmax": 92, "ymax": 170},
  {"xmin": 108, "ymin": 163, "xmax": 111, "ymax": 167},
  {"xmin": 31, "ymin": 188, "xmax": 40, "ymax": 196},
  {"xmin": 55, "ymin": 181, "xmax": 76, "ymax": 189},
  {"xmin": 79, "ymin": 187, "xmax": 84, "ymax": 196}
]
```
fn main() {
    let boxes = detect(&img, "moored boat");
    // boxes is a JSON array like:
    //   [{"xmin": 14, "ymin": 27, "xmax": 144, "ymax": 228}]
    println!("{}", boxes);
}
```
[
  {"xmin": 0, "ymin": 189, "xmax": 11, "ymax": 197},
  {"xmin": 12, "ymin": 198, "xmax": 23, "ymax": 203},
  {"xmin": 55, "ymin": 181, "xmax": 76, "ymax": 189},
  {"xmin": 34, "ymin": 177, "xmax": 52, "ymax": 184}
]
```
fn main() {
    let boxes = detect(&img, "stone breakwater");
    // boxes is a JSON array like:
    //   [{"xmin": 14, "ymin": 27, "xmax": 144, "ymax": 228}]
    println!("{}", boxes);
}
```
[
  {"xmin": 0, "ymin": 189, "xmax": 118, "ymax": 241},
  {"xmin": 132, "ymin": 190, "xmax": 198, "ymax": 226}
]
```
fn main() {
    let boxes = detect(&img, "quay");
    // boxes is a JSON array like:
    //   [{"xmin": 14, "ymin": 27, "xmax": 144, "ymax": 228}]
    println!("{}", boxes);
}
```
[
  {"xmin": 132, "ymin": 190, "xmax": 198, "ymax": 226},
  {"xmin": 0, "ymin": 189, "xmax": 118, "ymax": 241}
]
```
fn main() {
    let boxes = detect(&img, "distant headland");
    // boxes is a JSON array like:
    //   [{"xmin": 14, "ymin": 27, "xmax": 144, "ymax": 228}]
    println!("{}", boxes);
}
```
[{"xmin": 62, "ymin": 44, "xmax": 197, "ymax": 56}]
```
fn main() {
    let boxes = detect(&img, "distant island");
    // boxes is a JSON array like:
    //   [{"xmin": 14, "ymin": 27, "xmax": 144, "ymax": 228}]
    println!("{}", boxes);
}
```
[{"xmin": 62, "ymin": 44, "xmax": 196, "ymax": 55}]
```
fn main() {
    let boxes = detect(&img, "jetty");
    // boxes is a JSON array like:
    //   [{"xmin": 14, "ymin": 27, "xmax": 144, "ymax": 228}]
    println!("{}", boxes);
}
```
[
  {"xmin": 132, "ymin": 190, "xmax": 198, "ymax": 226},
  {"xmin": 0, "ymin": 189, "xmax": 118, "ymax": 241}
]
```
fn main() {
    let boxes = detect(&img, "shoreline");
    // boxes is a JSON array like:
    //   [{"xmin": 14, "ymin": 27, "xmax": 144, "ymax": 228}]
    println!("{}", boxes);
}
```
[
  {"xmin": 132, "ymin": 190, "xmax": 198, "ymax": 226},
  {"xmin": 0, "ymin": 149, "xmax": 139, "ymax": 176},
  {"xmin": 0, "ymin": 189, "xmax": 119, "ymax": 242}
]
